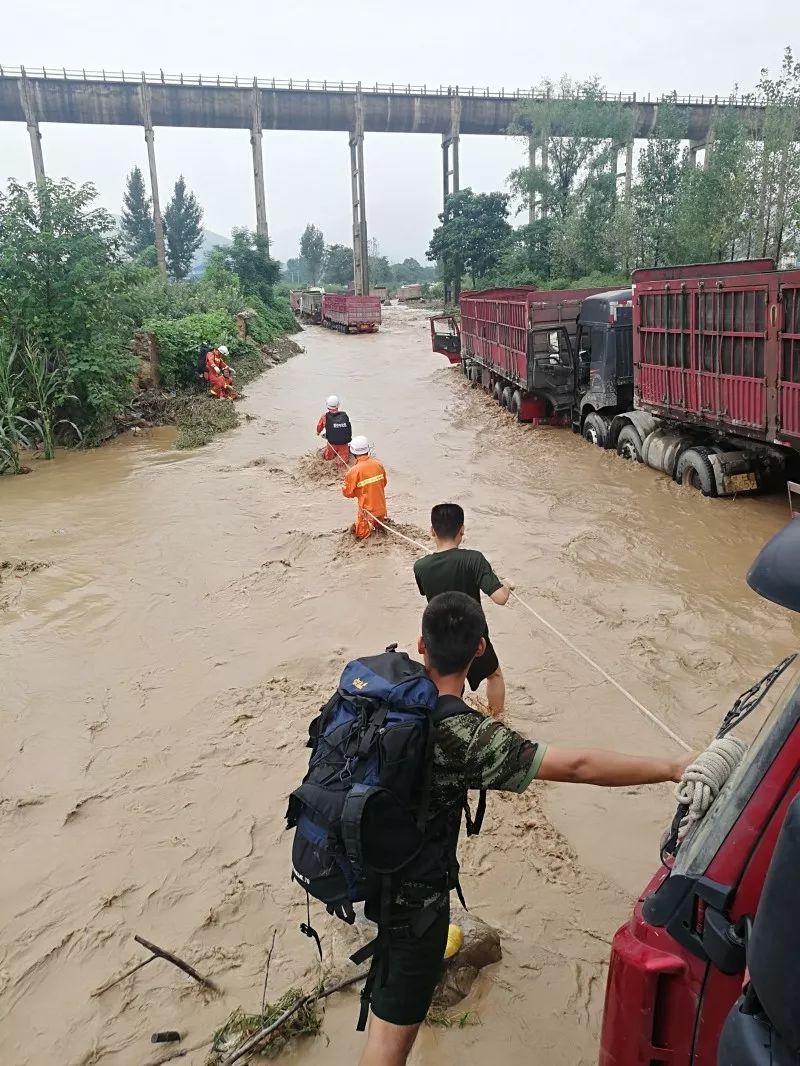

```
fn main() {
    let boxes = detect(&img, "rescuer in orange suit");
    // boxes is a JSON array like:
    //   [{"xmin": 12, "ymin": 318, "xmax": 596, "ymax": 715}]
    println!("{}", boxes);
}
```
[
  {"xmin": 205, "ymin": 345, "xmax": 237, "ymax": 399},
  {"xmin": 316, "ymin": 394, "xmax": 352, "ymax": 466},
  {"xmin": 342, "ymin": 436, "xmax": 388, "ymax": 540}
]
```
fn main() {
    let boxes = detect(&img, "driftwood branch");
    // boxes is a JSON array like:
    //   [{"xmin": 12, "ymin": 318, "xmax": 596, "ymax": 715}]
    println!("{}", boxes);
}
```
[
  {"xmin": 92, "ymin": 955, "xmax": 156, "ymax": 997},
  {"xmin": 220, "ymin": 971, "xmax": 368, "ymax": 1066},
  {"xmin": 134, "ymin": 935, "xmax": 219, "ymax": 992}
]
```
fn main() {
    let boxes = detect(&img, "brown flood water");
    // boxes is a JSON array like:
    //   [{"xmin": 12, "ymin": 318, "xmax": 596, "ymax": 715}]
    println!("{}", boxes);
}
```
[{"xmin": 2, "ymin": 304, "xmax": 799, "ymax": 1066}]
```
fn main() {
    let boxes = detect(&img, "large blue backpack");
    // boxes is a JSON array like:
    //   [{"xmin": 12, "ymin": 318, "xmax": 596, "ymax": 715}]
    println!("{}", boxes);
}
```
[{"xmin": 286, "ymin": 645, "xmax": 485, "ymax": 1028}]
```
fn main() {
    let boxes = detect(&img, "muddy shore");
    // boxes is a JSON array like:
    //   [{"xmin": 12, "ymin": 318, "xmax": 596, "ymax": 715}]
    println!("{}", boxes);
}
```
[{"xmin": 1, "ymin": 304, "xmax": 798, "ymax": 1065}]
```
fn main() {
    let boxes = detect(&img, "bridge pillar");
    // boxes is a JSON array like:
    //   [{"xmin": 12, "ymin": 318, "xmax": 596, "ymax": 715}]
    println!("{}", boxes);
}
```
[
  {"xmin": 690, "ymin": 131, "xmax": 714, "ymax": 170},
  {"xmin": 540, "ymin": 136, "xmax": 549, "ymax": 219},
  {"xmin": 250, "ymin": 82, "xmax": 269, "ymax": 243},
  {"xmin": 442, "ymin": 95, "xmax": 461, "ymax": 304},
  {"xmin": 19, "ymin": 71, "xmax": 46, "ymax": 188},
  {"xmin": 139, "ymin": 79, "xmax": 168, "ymax": 280},
  {"xmin": 350, "ymin": 91, "xmax": 369, "ymax": 296},
  {"xmin": 528, "ymin": 135, "xmax": 538, "ymax": 225},
  {"xmin": 625, "ymin": 140, "xmax": 634, "ymax": 199}
]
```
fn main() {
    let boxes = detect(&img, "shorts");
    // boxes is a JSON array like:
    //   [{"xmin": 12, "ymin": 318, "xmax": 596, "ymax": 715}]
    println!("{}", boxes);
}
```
[
  {"xmin": 369, "ymin": 904, "xmax": 450, "ymax": 1027},
  {"xmin": 466, "ymin": 634, "xmax": 500, "ymax": 691}
]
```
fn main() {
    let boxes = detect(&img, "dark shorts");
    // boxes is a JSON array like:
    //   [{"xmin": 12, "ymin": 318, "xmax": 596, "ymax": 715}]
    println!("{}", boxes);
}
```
[
  {"xmin": 369, "ymin": 904, "xmax": 450, "ymax": 1027},
  {"xmin": 466, "ymin": 635, "xmax": 500, "ymax": 691}
]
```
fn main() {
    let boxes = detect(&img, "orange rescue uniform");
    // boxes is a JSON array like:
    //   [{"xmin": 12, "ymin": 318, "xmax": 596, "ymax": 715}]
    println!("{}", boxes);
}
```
[
  {"xmin": 205, "ymin": 350, "xmax": 236, "ymax": 399},
  {"xmin": 342, "ymin": 455, "xmax": 388, "ymax": 540},
  {"xmin": 315, "ymin": 413, "xmax": 350, "ymax": 466}
]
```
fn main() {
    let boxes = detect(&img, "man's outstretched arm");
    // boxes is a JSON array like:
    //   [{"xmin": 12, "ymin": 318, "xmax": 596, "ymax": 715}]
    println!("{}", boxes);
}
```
[{"xmin": 538, "ymin": 746, "xmax": 691, "ymax": 786}]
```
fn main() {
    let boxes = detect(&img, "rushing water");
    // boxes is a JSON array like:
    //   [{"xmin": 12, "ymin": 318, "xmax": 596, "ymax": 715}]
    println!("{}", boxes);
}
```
[{"xmin": 1, "ymin": 305, "xmax": 798, "ymax": 1066}]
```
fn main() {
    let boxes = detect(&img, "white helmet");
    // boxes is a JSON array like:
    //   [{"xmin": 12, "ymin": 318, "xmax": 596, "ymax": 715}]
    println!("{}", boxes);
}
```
[
  {"xmin": 326, "ymin": 394, "xmax": 339, "ymax": 410},
  {"xmin": 218, "ymin": 345, "xmax": 229, "ymax": 357},
  {"xmin": 350, "ymin": 435, "xmax": 370, "ymax": 456}
]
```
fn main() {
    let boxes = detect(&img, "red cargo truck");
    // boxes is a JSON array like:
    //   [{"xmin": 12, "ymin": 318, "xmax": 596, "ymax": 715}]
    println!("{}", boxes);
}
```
[
  {"xmin": 432, "ymin": 260, "xmax": 800, "ymax": 497},
  {"xmin": 321, "ymin": 293, "xmax": 381, "ymax": 334},
  {"xmin": 289, "ymin": 289, "xmax": 302, "ymax": 314}
]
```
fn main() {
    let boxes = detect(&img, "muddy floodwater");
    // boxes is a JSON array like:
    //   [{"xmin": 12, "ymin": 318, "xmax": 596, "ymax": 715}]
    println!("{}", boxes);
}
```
[{"xmin": 2, "ymin": 305, "xmax": 799, "ymax": 1066}]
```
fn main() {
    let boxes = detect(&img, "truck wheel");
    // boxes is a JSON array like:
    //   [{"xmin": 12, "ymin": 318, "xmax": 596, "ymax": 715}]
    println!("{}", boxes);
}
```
[
  {"xmin": 616, "ymin": 425, "xmax": 643, "ymax": 462},
  {"xmin": 676, "ymin": 447, "xmax": 718, "ymax": 497},
  {"xmin": 510, "ymin": 390, "xmax": 524, "ymax": 421},
  {"xmin": 493, "ymin": 382, "xmax": 504, "ymax": 404},
  {"xmin": 501, "ymin": 386, "xmax": 513, "ymax": 410},
  {"xmin": 582, "ymin": 412, "xmax": 609, "ymax": 448}
]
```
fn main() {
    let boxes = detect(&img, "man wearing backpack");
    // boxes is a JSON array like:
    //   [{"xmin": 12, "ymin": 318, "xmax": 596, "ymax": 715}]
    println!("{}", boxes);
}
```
[{"xmin": 288, "ymin": 592, "xmax": 692, "ymax": 1066}]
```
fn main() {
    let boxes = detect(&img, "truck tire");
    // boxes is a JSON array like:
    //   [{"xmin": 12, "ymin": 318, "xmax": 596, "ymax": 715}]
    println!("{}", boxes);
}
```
[
  {"xmin": 582, "ymin": 412, "xmax": 609, "ymax": 448},
  {"xmin": 676, "ymin": 447, "xmax": 718, "ymax": 497},
  {"xmin": 501, "ymin": 386, "xmax": 513, "ymax": 410},
  {"xmin": 616, "ymin": 425, "xmax": 644, "ymax": 462},
  {"xmin": 493, "ymin": 382, "xmax": 504, "ymax": 404},
  {"xmin": 510, "ymin": 390, "xmax": 524, "ymax": 421}
]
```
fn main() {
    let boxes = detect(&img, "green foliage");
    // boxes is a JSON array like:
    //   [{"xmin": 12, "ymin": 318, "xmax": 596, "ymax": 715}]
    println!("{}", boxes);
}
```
[
  {"xmin": 427, "ymin": 189, "xmax": 513, "ymax": 287},
  {"xmin": 145, "ymin": 310, "xmax": 234, "ymax": 389},
  {"xmin": 323, "ymin": 243, "xmax": 354, "ymax": 285},
  {"xmin": 164, "ymin": 175, "xmax": 204, "ymax": 280},
  {"xmin": 0, "ymin": 346, "xmax": 40, "ymax": 474},
  {"xmin": 214, "ymin": 228, "xmax": 281, "ymax": 303},
  {"xmin": 283, "ymin": 256, "xmax": 307, "ymax": 284},
  {"xmin": 120, "ymin": 166, "xmax": 155, "ymax": 258},
  {"xmin": 18, "ymin": 343, "xmax": 80, "ymax": 459},
  {"xmin": 0, "ymin": 178, "xmax": 139, "ymax": 442},
  {"xmin": 299, "ymin": 224, "xmax": 325, "ymax": 284}
]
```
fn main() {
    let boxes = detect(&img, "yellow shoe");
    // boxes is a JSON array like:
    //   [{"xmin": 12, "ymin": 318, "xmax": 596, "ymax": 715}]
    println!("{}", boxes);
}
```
[{"xmin": 444, "ymin": 924, "xmax": 463, "ymax": 960}]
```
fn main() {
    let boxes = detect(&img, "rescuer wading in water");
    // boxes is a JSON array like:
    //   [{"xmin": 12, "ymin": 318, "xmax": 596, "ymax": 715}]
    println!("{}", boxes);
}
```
[
  {"xmin": 357, "ymin": 591, "xmax": 694, "ymax": 1066},
  {"xmin": 316, "ymin": 394, "xmax": 352, "ymax": 465},
  {"xmin": 342, "ymin": 436, "xmax": 388, "ymax": 540},
  {"xmin": 413, "ymin": 503, "xmax": 512, "ymax": 718}
]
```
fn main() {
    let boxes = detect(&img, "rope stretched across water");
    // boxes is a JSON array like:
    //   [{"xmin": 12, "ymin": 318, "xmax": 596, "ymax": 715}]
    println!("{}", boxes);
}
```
[{"xmin": 324, "ymin": 444, "xmax": 692, "ymax": 752}]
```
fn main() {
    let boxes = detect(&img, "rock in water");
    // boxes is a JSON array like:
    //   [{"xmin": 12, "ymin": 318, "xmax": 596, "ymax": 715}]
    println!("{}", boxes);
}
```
[{"xmin": 434, "ymin": 908, "xmax": 502, "ymax": 1007}]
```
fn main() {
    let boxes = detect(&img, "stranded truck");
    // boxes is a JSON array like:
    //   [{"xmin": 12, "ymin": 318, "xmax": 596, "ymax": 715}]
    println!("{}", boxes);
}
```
[
  {"xmin": 432, "ymin": 260, "xmax": 800, "ymax": 497},
  {"xmin": 320, "ymin": 293, "xmax": 381, "ymax": 333}
]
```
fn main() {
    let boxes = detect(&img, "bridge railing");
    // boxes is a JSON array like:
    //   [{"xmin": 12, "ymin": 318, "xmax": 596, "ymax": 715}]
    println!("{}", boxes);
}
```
[{"xmin": 0, "ymin": 66, "xmax": 767, "ymax": 107}]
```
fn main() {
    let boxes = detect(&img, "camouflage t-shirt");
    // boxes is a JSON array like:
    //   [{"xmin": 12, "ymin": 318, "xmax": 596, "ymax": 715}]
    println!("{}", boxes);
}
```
[{"xmin": 395, "ymin": 698, "xmax": 547, "ymax": 909}]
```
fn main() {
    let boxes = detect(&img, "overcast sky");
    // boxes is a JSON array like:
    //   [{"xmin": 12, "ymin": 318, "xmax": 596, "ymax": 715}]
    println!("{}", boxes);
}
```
[{"xmin": 1, "ymin": 0, "xmax": 798, "ymax": 263}]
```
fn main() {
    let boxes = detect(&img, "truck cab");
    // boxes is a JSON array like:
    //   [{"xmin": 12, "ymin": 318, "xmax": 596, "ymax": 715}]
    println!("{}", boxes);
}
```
[{"xmin": 572, "ymin": 290, "xmax": 634, "ymax": 440}]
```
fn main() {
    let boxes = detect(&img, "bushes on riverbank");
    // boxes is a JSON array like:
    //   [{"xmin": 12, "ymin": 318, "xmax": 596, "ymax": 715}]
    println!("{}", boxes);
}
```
[{"xmin": 0, "ymin": 178, "xmax": 297, "ymax": 472}]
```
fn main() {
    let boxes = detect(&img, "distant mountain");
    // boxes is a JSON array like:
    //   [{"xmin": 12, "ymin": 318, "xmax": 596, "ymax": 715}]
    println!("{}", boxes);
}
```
[{"xmin": 112, "ymin": 215, "xmax": 231, "ymax": 272}]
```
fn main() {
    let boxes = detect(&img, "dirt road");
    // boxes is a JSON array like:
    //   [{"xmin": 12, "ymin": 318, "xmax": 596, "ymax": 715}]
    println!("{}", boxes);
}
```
[{"xmin": 2, "ymin": 305, "xmax": 798, "ymax": 1066}]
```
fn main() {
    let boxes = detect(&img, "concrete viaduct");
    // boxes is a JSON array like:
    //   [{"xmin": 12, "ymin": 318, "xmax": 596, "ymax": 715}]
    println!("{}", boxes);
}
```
[{"xmin": 0, "ymin": 67, "xmax": 766, "ymax": 292}]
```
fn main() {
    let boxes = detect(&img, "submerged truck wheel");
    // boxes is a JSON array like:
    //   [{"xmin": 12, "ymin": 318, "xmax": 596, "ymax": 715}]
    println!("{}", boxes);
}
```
[
  {"xmin": 676, "ymin": 447, "xmax": 718, "ymax": 497},
  {"xmin": 493, "ymin": 382, "xmax": 504, "ymax": 404},
  {"xmin": 582, "ymin": 412, "xmax": 609, "ymax": 448},
  {"xmin": 510, "ymin": 390, "xmax": 524, "ymax": 422},
  {"xmin": 616, "ymin": 425, "xmax": 644, "ymax": 462},
  {"xmin": 501, "ymin": 386, "xmax": 513, "ymax": 410}
]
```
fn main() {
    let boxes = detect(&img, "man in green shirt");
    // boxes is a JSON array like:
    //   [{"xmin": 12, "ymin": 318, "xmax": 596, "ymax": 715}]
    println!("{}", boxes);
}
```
[
  {"xmin": 358, "ymin": 591, "xmax": 693, "ymax": 1066},
  {"xmin": 413, "ymin": 503, "xmax": 513, "ymax": 718}
]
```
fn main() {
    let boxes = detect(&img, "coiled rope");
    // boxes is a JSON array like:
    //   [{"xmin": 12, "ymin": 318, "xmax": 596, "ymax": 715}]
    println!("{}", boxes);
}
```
[{"xmin": 673, "ymin": 736, "xmax": 748, "ymax": 841}]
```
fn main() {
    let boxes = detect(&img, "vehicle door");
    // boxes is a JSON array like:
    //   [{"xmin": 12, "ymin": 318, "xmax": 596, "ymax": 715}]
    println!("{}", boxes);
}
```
[{"xmin": 527, "ymin": 327, "xmax": 575, "ymax": 412}]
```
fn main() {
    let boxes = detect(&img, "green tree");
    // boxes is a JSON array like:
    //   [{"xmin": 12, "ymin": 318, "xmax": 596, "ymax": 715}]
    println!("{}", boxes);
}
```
[
  {"xmin": 164, "ymin": 175, "xmax": 204, "ymax": 281},
  {"xmin": 391, "ymin": 257, "xmax": 426, "ymax": 285},
  {"xmin": 323, "ymin": 243, "xmax": 354, "ymax": 285},
  {"xmin": 283, "ymin": 257, "xmax": 306, "ymax": 284},
  {"xmin": 673, "ymin": 114, "xmax": 755, "ymax": 263},
  {"xmin": 216, "ymin": 227, "xmax": 279, "ymax": 303},
  {"xmin": 120, "ymin": 165, "xmax": 155, "ymax": 258},
  {"xmin": 630, "ymin": 104, "xmax": 686, "ymax": 268},
  {"xmin": 299, "ymin": 224, "xmax": 325, "ymax": 284},
  {"xmin": 0, "ymin": 178, "xmax": 138, "ymax": 440},
  {"xmin": 751, "ymin": 47, "xmax": 800, "ymax": 261},
  {"xmin": 368, "ymin": 254, "xmax": 392, "ymax": 286},
  {"xmin": 427, "ymin": 189, "xmax": 513, "ymax": 288}
]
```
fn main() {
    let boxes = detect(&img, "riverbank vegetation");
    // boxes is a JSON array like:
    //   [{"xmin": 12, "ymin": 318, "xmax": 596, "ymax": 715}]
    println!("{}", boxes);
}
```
[
  {"xmin": 428, "ymin": 48, "xmax": 800, "ymax": 293},
  {"xmin": 0, "ymin": 177, "xmax": 296, "ymax": 475}
]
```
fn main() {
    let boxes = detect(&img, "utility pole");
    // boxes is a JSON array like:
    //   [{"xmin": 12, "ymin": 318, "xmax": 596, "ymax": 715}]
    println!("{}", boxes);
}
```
[{"xmin": 139, "ymin": 76, "xmax": 168, "ymax": 280}]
